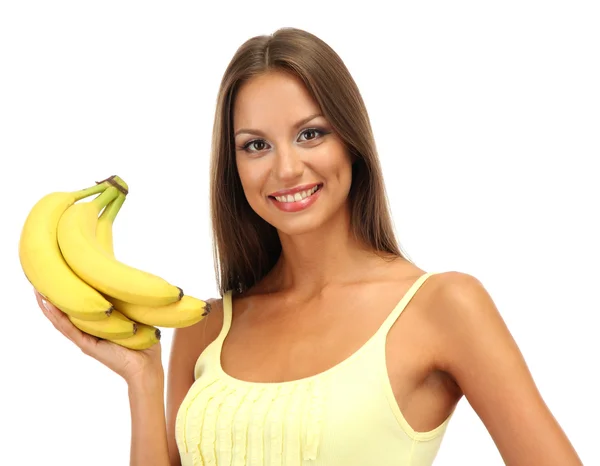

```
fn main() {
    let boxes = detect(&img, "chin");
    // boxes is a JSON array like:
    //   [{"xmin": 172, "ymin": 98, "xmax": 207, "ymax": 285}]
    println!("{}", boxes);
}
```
[
  {"xmin": 261, "ymin": 201, "xmax": 348, "ymax": 239},
  {"xmin": 247, "ymin": 183, "xmax": 350, "ymax": 236},
  {"xmin": 268, "ymin": 214, "xmax": 328, "ymax": 237}
]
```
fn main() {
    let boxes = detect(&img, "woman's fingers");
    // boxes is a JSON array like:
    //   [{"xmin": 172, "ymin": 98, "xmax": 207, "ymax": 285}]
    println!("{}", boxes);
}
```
[
  {"xmin": 31, "ymin": 289, "xmax": 161, "ymax": 380},
  {"xmin": 35, "ymin": 290, "xmax": 73, "ymax": 342},
  {"xmin": 34, "ymin": 289, "xmax": 100, "ymax": 354}
]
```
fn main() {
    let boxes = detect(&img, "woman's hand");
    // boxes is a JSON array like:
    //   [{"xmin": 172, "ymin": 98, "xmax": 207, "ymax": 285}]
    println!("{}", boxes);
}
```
[{"xmin": 35, "ymin": 289, "xmax": 164, "ymax": 383}]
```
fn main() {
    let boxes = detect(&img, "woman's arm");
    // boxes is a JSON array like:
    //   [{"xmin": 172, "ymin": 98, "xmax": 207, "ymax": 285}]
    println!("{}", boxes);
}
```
[
  {"xmin": 432, "ymin": 272, "xmax": 583, "ymax": 465},
  {"xmin": 35, "ymin": 291, "xmax": 183, "ymax": 466},
  {"xmin": 165, "ymin": 298, "xmax": 224, "ymax": 466},
  {"xmin": 124, "ymin": 297, "xmax": 223, "ymax": 466},
  {"xmin": 128, "ymin": 369, "xmax": 170, "ymax": 466}
]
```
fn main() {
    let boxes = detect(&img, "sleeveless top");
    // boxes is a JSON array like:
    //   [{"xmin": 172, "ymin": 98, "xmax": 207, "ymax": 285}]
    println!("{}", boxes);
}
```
[{"xmin": 175, "ymin": 271, "xmax": 454, "ymax": 465}]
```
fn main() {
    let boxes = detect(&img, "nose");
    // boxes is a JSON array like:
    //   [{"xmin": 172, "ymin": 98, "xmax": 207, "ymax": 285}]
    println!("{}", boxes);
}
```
[{"xmin": 272, "ymin": 144, "xmax": 304, "ymax": 182}]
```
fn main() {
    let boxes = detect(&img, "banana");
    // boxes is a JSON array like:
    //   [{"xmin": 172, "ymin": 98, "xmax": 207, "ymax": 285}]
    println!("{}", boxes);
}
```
[
  {"xmin": 69, "ymin": 309, "xmax": 137, "ymax": 340},
  {"xmin": 110, "ymin": 295, "xmax": 209, "ymax": 328},
  {"xmin": 96, "ymin": 190, "xmax": 209, "ymax": 329},
  {"xmin": 63, "ymin": 188, "xmax": 157, "ymax": 348},
  {"xmin": 19, "ymin": 181, "xmax": 115, "ymax": 321},
  {"xmin": 66, "ymin": 188, "xmax": 142, "ymax": 342},
  {"xmin": 94, "ymin": 190, "xmax": 161, "ymax": 349},
  {"xmin": 57, "ymin": 186, "xmax": 184, "ymax": 307},
  {"xmin": 96, "ymin": 175, "xmax": 129, "ymax": 255},
  {"xmin": 96, "ymin": 189, "xmax": 126, "ymax": 256},
  {"xmin": 106, "ymin": 323, "xmax": 161, "ymax": 350}
]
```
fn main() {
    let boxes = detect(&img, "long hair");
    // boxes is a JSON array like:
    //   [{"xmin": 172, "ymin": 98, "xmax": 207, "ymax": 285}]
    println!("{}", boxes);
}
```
[{"xmin": 210, "ymin": 27, "xmax": 412, "ymax": 295}]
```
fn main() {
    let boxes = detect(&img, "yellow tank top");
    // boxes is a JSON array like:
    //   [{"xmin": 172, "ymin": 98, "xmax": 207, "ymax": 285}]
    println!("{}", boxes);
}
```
[{"xmin": 175, "ymin": 271, "xmax": 454, "ymax": 465}]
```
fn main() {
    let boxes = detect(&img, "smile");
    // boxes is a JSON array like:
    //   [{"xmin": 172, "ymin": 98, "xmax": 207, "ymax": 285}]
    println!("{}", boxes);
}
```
[
  {"xmin": 272, "ymin": 184, "xmax": 320, "ymax": 203},
  {"xmin": 268, "ymin": 183, "xmax": 323, "ymax": 212}
]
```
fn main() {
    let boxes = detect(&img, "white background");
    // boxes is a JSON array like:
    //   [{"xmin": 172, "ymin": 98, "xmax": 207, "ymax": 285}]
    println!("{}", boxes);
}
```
[{"xmin": 1, "ymin": 1, "xmax": 598, "ymax": 465}]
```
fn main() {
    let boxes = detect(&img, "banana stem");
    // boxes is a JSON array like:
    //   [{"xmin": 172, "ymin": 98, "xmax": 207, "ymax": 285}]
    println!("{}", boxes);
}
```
[
  {"xmin": 111, "ymin": 175, "xmax": 129, "ymax": 194},
  {"xmin": 101, "ymin": 192, "xmax": 126, "ymax": 225},
  {"xmin": 73, "ymin": 176, "xmax": 128, "ymax": 202},
  {"xmin": 73, "ymin": 183, "xmax": 110, "ymax": 201},
  {"xmin": 92, "ymin": 186, "xmax": 120, "ymax": 214}
]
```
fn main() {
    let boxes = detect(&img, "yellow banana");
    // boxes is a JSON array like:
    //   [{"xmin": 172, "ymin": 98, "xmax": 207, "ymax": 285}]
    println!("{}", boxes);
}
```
[
  {"xmin": 69, "ymin": 309, "xmax": 137, "ymax": 340},
  {"xmin": 96, "ymin": 191, "xmax": 209, "ymax": 329},
  {"xmin": 94, "ymin": 190, "xmax": 161, "ymax": 349},
  {"xmin": 19, "ymin": 181, "xmax": 115, "ymax": 321},
  {"xmin": 110, "ymin": 295, "xmax": 209, "ymax": 328},
  {"xmin": 96, "ymin": 189, "xmax": 126, "ymax": 255},
  {"xmin": 66, "ymin": 186, "xmax": 142, "ymax": 342},
  {"xmin": 57, "ymin": 186, "xmax": 184, "ymax": 307},
  {"xmin": 106, "ymin": 323, "xmax": 161, "ymax": 350}
]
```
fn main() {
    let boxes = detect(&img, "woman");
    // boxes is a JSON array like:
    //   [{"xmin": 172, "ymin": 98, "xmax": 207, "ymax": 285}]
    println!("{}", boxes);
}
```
[{"xmin": 35, "ymin": 27, "xmax": 583, "ymax": 465}]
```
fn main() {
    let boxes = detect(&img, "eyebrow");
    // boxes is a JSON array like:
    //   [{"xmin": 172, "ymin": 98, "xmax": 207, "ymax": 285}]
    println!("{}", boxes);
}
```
[{"xmin": 234, "ymin": 113, "xmax": 323, "ymax": 138}]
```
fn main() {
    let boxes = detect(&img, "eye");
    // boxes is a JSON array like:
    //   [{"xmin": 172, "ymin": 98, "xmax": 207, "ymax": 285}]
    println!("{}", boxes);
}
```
[
  {"xmin": 298, "ymin": 128, "xmax": 326, "ymax": 142},
  {"xmin": 240, "ymin": 139, "xmax": 269, "ymax": 153},
  {"xmin": 237, "ymin": 127, "xmax": 330, "ymax": 154}
]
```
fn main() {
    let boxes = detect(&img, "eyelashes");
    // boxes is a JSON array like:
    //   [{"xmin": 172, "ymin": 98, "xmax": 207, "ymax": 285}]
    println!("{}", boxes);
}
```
[{"xmin": 237, "ymin": 127, "xmax": 331, "ymax": 154}]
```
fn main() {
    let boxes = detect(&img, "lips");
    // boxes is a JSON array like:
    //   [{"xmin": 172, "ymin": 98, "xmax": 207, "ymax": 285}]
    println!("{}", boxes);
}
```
[
  {"xmin": 268, "ymin": 182, "xmax": 322, "ymax": 198},
  {"xmin": 268, "ymin": 183, "xmax": 323, "ymax": 213},
  {"xmin": 269, "ymin": 183, "xmax": 322, "ymax": 203}
]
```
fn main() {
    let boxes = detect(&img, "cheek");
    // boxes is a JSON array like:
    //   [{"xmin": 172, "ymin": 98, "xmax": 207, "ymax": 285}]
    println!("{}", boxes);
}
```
[
  {"xmin": 236, "ymin": 157, "xmax": 269, "ymax": 200},
  {"xmin": 312, "ymin": 146, "xmax": 352, "ymax": 184}
]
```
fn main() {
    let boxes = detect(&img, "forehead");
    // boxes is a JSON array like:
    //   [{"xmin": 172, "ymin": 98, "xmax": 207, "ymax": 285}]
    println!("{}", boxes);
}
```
[{"xmin": 233, "ymin": 71, "xmax": 321, "ymax": 130}]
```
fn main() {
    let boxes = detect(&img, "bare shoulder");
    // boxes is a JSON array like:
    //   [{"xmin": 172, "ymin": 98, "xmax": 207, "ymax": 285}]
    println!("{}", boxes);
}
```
[
  {"xmin": 202, "ymin": 296, "xmax": 225, "ymax": 342},
  {"xmin": 171, "ymin": 296, "xmax": 224, "ymax": 359},
  {"xmin": 167, "ymin": 296, "xmax": 224, "ymax": 382},
  {"xmin": 415, "ymin": 270, "xmax": 496, "ymax": 328},
  {"xmin": 420, "ymin": 270, "xmax": 515, "ymax": 371},
  {"xmin": 165, "ymin": 296, "xmax": 225, "ymax": 465},
  {"xmin": 423, "ymin": 271, "xmax": 583, "ymax": 465}
]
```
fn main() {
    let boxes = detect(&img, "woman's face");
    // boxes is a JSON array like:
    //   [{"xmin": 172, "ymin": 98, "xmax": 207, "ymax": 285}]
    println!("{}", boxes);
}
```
[{"xmin": 233, "ymin": 70, "xmax": 353, "ymax": 236}]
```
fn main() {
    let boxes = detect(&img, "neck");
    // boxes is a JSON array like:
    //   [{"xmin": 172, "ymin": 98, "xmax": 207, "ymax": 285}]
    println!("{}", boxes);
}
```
[{"xmin": 265, "ymin": 207, "xmax": 391, "ymax": 298}]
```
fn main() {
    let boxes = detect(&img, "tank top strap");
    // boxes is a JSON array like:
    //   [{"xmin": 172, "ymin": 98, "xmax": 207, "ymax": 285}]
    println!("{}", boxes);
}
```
[
  {"xmin": 213, "ymin": 289, "xmax": 234, "ymax": 348},
  {"xmin": 377, "ymin": 271, "xmax": 439, "ymax": 336}
]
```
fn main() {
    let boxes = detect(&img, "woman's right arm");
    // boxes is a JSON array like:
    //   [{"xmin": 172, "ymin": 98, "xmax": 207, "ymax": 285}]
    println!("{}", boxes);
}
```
[
  {"xmin": 165, "ymin": 298, "xmax": 224, "ymax": 466},
  {"xmin": 35, "ymin": 290, "xmax": 223, "ymax": 466}
]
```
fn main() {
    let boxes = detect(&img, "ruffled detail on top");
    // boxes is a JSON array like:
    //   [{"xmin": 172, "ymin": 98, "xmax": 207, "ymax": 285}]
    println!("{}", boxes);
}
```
[{"xmin": 175, "ymin": 373, "xmax": 330, "ymax": 466}]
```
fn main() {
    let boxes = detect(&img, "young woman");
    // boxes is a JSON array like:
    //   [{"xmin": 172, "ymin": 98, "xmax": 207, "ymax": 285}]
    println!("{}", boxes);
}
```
[{"xmin": 35, "ymin": 27, "xmax": 583, "ymax": 466}]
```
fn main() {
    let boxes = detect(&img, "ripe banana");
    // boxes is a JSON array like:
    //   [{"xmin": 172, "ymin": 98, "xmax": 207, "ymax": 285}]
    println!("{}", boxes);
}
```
[
  {"xmin": 57, "ymin": 186, "xmax": 184, "ymax": 307},
  {"xmin": 96, "ymin": 190, "xmax": 209, "ymax": 329},
  {"xmin": 63, "ymin": 190, "xmax": 157, "ymax": 347},
  {"xmin": 94, "ymin": 190, "xmax": 161, "ymax": 349},
  {"xmin": 106, "ymin": 323, "xmax": 161, "ymax": 350},
  {"xmin": 95, "ymin": 174, "xmax": 129, "ymax": 255},
  {"xmin": 110, "ymin": 295, "xmax": 209, "ymax": 328},
  {"xmin": 96, "ymin": 189, "xmax": 126, "ymax": 256},
  {"xmin": 69, "ymin": 309, "xmax": 137, "ymax": 340},
  {"xmin": 19, "ymin": 181, "xmax": 115, "ymax": 321}
]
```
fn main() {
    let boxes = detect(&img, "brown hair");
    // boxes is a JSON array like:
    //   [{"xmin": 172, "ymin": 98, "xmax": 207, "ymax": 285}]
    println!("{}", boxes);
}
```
[{"xmin": 210, "ymin": 27, "xmax": 412, "ymax": 295}]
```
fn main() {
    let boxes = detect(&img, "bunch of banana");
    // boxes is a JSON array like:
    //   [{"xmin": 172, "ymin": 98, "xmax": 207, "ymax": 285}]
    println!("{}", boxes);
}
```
[{"xmin": 19, "ymin": 175, "xmax": 210, "ymax": 350}]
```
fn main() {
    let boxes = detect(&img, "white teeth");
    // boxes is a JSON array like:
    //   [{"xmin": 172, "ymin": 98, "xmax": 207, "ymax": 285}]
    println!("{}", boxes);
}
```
[{"xmin": 274, "ymin": 185, "xmax": 320, "ymax": 203}]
